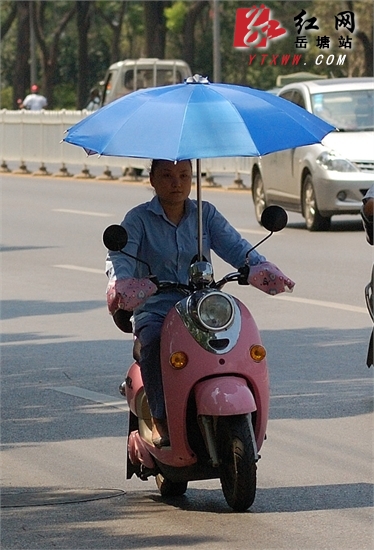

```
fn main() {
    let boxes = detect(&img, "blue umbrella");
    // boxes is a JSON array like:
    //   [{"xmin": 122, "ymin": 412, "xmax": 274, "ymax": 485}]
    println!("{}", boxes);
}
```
[
  {"xmin": 64, "ymin": 75, "xmax": 335, "ymax": 259},
  {"xmin": 64, "ymin": 75, "xmax": 334, "ymax": 160}
]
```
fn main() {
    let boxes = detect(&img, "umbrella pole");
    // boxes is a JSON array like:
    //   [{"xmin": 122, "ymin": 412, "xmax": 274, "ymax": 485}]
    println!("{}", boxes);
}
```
[{"xmin": 196, "ymin": 158, "xmax": 203, "ymax": 261}]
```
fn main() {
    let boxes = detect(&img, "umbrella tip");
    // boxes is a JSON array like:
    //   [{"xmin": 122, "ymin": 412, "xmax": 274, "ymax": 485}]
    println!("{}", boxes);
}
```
[{"xmin": 186, "ymin": 74, "xmax": 210, "ymax": 84}]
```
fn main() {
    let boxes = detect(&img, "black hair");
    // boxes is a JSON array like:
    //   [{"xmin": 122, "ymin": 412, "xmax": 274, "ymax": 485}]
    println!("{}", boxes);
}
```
[{"xmin": 150, "ymin": 159, "xmax": 192, "ymax": 176}]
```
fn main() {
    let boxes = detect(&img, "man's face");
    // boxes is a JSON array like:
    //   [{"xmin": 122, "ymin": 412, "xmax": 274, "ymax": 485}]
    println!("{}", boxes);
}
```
[{"xmin": 150, "ymin": 160, "xmax": 192, "ymax": 207}]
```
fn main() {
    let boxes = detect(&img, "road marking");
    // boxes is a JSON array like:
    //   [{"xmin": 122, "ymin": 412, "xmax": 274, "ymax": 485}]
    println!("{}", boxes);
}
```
[
  {"xmin": 236, "ymin": 228, "xmax": 267, "ymax": 235},
  {"xmin": 51, "ymin": 386, "xmax": 128, "ymax": 411},
  {"xmin": 54, "ymin": 264, "xmax": 102, "ymax": 274},
  {"xmin": 274, "ymin": 294, "xmax": 367, "ymax": 314},
  {"xmin": 53, "ymin": 208, "xmax": 112, "ymax": 217}
]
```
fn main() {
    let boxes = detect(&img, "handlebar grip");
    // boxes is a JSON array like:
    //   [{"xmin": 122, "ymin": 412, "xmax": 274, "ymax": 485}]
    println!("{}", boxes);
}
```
[
  {"xmin": 149, "ymin": 275, "xmax": 159, "ymax": 287},
  {"xmin": 238, "ymin": 265, "xmax": 250, "ymax": 286}
]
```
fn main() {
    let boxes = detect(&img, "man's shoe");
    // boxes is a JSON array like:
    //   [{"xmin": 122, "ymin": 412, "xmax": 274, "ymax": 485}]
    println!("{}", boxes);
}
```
[
  {"xmin": 152, "ymin": 418, "xmax": 170, "ymax": 448},
  {"xmin": 152, "ymin": 435, "xmax": 171, "ymax": 449}
]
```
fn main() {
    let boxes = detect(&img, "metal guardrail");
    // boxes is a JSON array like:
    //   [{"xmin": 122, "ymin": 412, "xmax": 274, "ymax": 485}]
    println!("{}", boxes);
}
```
[{"xmin": 0, "ymin": 109, "xmax": 255, "ymax": 188}]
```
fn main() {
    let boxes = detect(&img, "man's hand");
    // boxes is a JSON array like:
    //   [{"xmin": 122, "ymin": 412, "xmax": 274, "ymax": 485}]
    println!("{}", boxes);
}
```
[
  {"xmin": 107, "ymin": 277, "xmax": 158, "ymax": 314},
  {"xmin": 248, "ymin": 262, "xmax": 295, "ymax": 295}
]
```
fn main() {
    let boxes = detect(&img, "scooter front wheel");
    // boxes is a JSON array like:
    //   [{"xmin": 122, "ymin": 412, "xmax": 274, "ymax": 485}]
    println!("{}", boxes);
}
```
[
  {"xmin": 156, "ymin": 474, "xmax": 188, "ymax": 497},
  {"xmin": 217, "ymin": 415, "xmax": 257, "ymax": 512}
]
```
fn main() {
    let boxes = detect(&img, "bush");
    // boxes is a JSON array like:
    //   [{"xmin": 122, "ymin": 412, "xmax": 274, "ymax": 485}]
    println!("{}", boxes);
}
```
[
  {"xmin": 53, "ymin": 83, "xmax": 77, "ymax": 110},
  {"xmin": 0, "ymin": 87, "xmax": 13, "ymax": 109}
]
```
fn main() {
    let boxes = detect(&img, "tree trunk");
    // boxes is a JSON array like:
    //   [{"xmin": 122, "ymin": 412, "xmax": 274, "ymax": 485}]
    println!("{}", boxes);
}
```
[
  {"xmin": 144, "ymin": 2, "xmax": 166, "ymax": 58},
  {"xmin": 94, "ymin": 1, "xmax": 127, "ymax": 64},
  {"xmin": 110, "ymin": 2, "xmax": 126, "ymax": 63},
  {"xmin": 32, "ymin": 1, "xmax": 76, "ymax": 109},
  {"xmin": 13, "ymin": 2, "xmax": 30, "ymax": 108},
  {"xmin": 182, "ymin": 1, "xmax": 209, "ymax": 70},
  {"xmin": 76, "ymin": 1, "xmax": 91, "ymax": 109},
  {"xmin": 1, "ymin": 2, "xmax": 17, "ymax": 41}
]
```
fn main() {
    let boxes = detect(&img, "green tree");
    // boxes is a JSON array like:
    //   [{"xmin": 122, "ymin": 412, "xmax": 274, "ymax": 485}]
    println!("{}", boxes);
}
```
[
  {"xmin": 12, "ymin": 2, "xmax": 30, "ymax": 107},
  {"xmin": 308, "ymin": 1, "xmax": 373, "ymax": 77},
  {"xmin": 94, "ymin": 1, "xmax": 127, "ymax": 64},
  {"xmin": 76, "ymin": 1, "xmax": 91, "ymax": 109},
  {"xmin": 165, "ymin": 1, "xmax": 209, "ymax": 70},
  {"xmin": 32, "ymin": 1, "xmax": 76, "ymax": 108},
  {"xmin": 144, "ymin": 1, "xmax": 168, "ymax": 58}
]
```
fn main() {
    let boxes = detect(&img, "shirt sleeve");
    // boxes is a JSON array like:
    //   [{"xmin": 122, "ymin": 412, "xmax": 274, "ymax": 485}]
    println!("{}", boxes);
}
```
[
  {"xmin": 105, "ymin": 209, "xmax": 145, "ymax": 281},
  {"xmin": 205, "ymin": 203, "xmax": 266, "ymax": 268}
]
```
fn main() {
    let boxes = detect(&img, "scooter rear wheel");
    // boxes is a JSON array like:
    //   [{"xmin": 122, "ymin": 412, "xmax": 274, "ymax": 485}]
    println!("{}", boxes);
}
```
[
  {"xmin": 156, "ymin": 474, "xmax": 188, "ymax": 497},
  {"xmin": 217, "ymin": 415, "xmax": 257, "ymax": 512}
]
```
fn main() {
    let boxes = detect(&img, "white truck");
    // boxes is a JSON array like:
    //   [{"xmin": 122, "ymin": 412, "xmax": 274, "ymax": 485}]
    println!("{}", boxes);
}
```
[{"xmin": 101, "ymin": 58, "xmax": 192, "ymax": 106}]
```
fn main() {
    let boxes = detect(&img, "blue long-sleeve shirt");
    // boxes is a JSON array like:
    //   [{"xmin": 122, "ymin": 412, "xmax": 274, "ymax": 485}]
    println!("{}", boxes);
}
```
[{"xmin": 106, "ymin": 196, "xmax": 265, "ymax": 327}]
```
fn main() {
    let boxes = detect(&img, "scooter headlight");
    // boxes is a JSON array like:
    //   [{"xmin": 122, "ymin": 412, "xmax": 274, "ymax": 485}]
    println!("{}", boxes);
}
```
[{"xmin": 197, "ymin": 292, "xmax": 234, "ymax": 331}]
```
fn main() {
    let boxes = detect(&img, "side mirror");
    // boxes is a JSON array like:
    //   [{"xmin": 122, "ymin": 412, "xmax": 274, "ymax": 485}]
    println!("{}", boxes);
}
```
[
  {"xmin": 103, "ymin": 224, "xmax": 128, "ymax": 251},
  {"xmin": 261, "ymin": 206, "xmax": 288, "ymax": 233}
]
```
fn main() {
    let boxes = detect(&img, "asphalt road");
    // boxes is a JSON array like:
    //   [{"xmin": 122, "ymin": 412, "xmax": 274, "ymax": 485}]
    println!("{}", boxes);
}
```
[{"xmin": 1, "ymin": 173, "xmax": 373, "ymax": 550}]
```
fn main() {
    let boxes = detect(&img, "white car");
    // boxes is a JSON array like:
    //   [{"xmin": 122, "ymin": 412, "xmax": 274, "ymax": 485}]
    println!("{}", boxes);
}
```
[{"xmin": 251, "ymin": 78, "xmax": 374, "ymax": 230}]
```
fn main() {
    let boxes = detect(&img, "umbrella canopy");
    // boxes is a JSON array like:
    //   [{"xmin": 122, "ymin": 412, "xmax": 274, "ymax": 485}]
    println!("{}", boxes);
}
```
[
  {"xmin": 64, "ymin": 75, "xmax": 335, "ymax": 262},
  {"xmin": 63, "ymin": 75, "xmax": 335, "ymax": 160}
]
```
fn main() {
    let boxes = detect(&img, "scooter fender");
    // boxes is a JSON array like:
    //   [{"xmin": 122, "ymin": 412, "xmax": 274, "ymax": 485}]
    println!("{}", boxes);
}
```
[
  {"xmin": 128, "ymin": 431, "xmax": 156, "ymax": 470},
  {"xmin": 194, "ymin": 376, "xmax": 257, "ymax": 416},
  {"xmin": 124, "ymin": 362, "xmax": 144, "ymax": 417}
]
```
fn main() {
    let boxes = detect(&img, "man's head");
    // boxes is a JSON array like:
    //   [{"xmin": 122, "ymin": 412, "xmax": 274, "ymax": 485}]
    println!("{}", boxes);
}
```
[
  {"xmin": 150, "ymin": 160, "xmax": 192, "ymax": 208},
  {"xmin": 31, "ymin": 84, "xmax": 39, "ymax": 93}
]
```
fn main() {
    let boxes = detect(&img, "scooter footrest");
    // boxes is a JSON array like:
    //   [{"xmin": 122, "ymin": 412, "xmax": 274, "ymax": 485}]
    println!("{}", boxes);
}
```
[{"xmin": 139, "ymin": 465, "xmax": 159, "ymax": 481}]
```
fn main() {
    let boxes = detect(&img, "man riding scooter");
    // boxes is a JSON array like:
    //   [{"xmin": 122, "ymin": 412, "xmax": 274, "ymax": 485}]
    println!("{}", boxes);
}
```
[{"xmin": 105, "ymin": 159, "xmax": 295, "ymax": 447}]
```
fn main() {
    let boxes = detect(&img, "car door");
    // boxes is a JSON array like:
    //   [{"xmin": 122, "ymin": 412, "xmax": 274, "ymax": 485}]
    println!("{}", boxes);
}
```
[{"xmin": 260, "ymin": 89, "xmax": 305, "ymax": 208}]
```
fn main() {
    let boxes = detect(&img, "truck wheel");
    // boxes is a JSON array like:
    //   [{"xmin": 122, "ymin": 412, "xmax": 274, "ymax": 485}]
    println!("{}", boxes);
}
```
[
  {"xmin": 156, "ymin": 474, "xmax": 188, "ymax": 497},
  {"xmin": 217, "ymin": 415, "xmax": 257, "ymax": 512},
  {"xmin": 302, "ymin": 174, "xmax": 331, "ymax": 231},
  {"xmin": 252, "ymin": 171, "xmax": 267, "ymax": 225}
]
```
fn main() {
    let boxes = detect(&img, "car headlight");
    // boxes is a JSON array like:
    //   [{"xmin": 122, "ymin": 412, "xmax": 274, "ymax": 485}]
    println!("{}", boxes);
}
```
[
  {"xmin": 197, "ymin": 292, "xmax": 234, "ymax": 331},
  {"xmin": 316, "ymin": 151, "xmax": 359, "ymax": 172}
]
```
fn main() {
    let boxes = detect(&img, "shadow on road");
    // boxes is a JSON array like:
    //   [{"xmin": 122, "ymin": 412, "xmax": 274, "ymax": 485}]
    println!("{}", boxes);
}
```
[
  {"xmin": 287, "ymin": 219, "xmax": 364, "ymax": 232},
  {"xmin": 1, "ymin": 299, "xmax": 104, "ymax": 320},
  {"xmin": 153, "ymin": 481, "xmax": 373, "ymax": 513},
  {"xmin": 1, "ymin": 325, "xmax": 373, "ymax": 448}
]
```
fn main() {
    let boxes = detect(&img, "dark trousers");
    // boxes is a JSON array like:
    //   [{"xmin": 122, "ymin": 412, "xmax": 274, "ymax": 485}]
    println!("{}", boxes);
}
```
[{"xmin": 135, "ymin": 314, "xmax": 166, "ymax": 419}]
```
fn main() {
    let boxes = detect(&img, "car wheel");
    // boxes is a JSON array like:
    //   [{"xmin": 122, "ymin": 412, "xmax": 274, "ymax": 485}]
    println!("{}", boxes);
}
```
[
  {"xmin": 302, "ymin": 174, "xmax": 331, "ymax": 231},
  {"xmin": 252, "ymin": 171, "xmax": 267, "ymax": 225}
]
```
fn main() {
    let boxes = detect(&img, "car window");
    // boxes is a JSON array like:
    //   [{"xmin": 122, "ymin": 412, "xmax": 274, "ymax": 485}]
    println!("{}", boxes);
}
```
[
  {"xmin": 291, "ymin": 91, "xmax": 306, "ymax": 109},
  {"xmin": 102, "ymin": 71, "xmax": 116, "ymax": 105},
  {"xmin": 124, "ymin": 70, "xmax": 135, "ymax": 91},
  {"xmin": 128, "ymin": 69, "xmax": 183, "ymax": 90},
  {"xmin": 279, "ymin": 91, "xmax": 294, "ymax": 102},
  {"xmin": 279, "ymin": 90, "xmax": 306, "ymax": 109},
  {"xmin": 311, "ymin": 89, "xmax": 374, "ymax": 131}
]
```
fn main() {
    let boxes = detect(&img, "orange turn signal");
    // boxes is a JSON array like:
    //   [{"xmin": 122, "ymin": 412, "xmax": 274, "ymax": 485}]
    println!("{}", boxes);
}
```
[
  {"xmin": 250, "ymin": 344, "xmax": 266, "ymax": 363},
  {"xmin": 169, "ymin": 351, "xmax": 188, "ymax": 369}
]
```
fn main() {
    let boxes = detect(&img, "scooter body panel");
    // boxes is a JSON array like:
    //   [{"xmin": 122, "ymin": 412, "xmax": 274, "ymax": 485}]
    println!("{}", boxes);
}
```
[
  {"xmin": 126, "ymin": 296, "xmax": 270, "ymax": 472},
  {"xmin": 160, "ymin": 299, "xmax": 269, "ymax": 463}
]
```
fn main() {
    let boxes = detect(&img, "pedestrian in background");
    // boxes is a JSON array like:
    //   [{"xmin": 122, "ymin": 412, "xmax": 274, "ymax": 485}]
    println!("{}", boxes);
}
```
[
  {"xmin": 20, "ymin": 85, "xmax": 47, "ymax": 111},
  {"xmin": 85, "ymin": 88, "xmax": 101, "ymax": 111}
]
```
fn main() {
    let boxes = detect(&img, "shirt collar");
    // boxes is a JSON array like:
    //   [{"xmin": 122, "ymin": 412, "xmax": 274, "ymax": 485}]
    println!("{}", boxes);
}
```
[{"xmin": 147, "ymin": 196, "xmax": 195, "ymax": 219}]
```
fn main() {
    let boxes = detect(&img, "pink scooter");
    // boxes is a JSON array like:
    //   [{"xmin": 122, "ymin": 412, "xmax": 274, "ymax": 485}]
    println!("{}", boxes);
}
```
[{"xmin": 103, "ymin": 206, "xmax": 288, "ymax": 511}]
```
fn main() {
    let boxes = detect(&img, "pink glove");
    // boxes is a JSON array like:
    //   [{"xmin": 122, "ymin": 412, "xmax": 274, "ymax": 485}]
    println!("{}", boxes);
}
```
[
  {"xmin": 106, "ymin": 278, "xmax": 157, "ymax": 314},
  {"xmin": 248, "ymin": 261, "xmax": 295, "ymax": 295}
]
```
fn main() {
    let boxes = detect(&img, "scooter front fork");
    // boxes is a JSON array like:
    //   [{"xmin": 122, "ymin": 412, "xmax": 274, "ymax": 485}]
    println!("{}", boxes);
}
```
[
  {"xmin": 200, "ymin": 413, "xmax": 259, "ymax": 467},
  {"xmin": 200, "ymin": 415, "xmax": 219, "ymax": 467}
]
